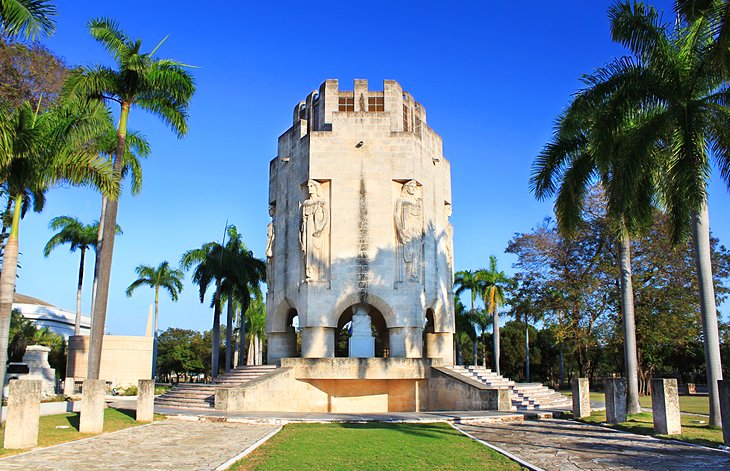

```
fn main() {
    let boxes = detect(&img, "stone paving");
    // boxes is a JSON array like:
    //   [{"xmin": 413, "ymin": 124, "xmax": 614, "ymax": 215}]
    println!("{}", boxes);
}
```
[
  {"xmin": 0, "ymin": 420, "xmax": 278, "ymax": 470},
  {"xmin": 457, "ymin": 418, "xmax": 730, "ymax": 470}
]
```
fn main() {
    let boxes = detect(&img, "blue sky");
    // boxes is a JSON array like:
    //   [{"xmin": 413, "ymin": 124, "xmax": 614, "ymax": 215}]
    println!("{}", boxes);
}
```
[{"xmin": 15, "ymin": 0, "xmax": 729, "ymax": 335}]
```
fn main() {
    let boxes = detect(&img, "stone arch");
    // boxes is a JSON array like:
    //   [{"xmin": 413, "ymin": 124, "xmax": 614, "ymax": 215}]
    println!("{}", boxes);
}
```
[
  {"xmin": 330, "ymin": 292, "xmax": 397, "ymax": 329},
  {"xmin": 270, "ymin": 298, "xmax": 299, "ymax": 332},
  {"xmin": 426, "ymin": 298, "xmax": 452, "ymax": 333},
  {"xmin": 335, "ymin": 304, "xmax": 390, "ymax": 358}
]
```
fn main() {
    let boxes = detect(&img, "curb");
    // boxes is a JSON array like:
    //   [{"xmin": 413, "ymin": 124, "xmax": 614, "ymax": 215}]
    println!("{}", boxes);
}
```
[
  {"xmin": 449, "ymin": 422, "xmax": 545, "ymax": 471},
  {"xmin": 215, "ymin": 426, "xmax": 283, "ymax": 470}
]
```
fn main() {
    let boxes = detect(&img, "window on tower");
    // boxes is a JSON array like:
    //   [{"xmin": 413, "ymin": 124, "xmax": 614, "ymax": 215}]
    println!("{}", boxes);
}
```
[
  {"xmin": 338, "ymin": 97, "xmax": 354, "ymax": 112},
  {"xmin": 368, "ymin": 97, "xmax": 384, "ymax": 112}
]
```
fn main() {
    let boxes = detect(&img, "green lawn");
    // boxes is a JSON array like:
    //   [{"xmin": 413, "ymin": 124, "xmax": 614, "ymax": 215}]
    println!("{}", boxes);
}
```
[
  {"xmin": 233, "ymin": 423, "xmax": 525, "ymax": 470},
  {"xmin": 561, "ymin": 390, "xmax": 711, "ymax": 416},
  {"xmin": 579, "ymin": 410, "xmax": 722, "ymax": 448},
  {"xmin": 0, "ymin": 408, "xmax": 164, "ymax": 456}
]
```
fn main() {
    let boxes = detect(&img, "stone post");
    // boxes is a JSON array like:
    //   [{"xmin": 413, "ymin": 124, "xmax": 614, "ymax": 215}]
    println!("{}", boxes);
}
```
[
  {"xmin": 652, "ymin": 378, "xmax": 681, "ymax": 435},
  {"xmin": 718, "ymin": 380, "xmax": 730, "ymax": 446},
  {"xmin": 605, "ymin": 378, "xmax": 627, "ymax": 423},
  {"xmin": 79, "ymin": 378, "xmax": 106, "ymax": 433},
  {"xmin": 3, "ymin": 379, "xmax": 41, "ymax": 449},
  {"xmin": 136, "ymin": 379, "xmax": 155, "ymax": 422},
  {"xmin": 571, "ymin": 378, "xmax": 590, "ymax": 418}
]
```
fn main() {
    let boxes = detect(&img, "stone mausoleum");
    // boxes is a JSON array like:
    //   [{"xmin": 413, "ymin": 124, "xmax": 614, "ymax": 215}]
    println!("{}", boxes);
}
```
[{"xmin": 266, "ymin": 79, "xmax": 455, "ymax": 364}]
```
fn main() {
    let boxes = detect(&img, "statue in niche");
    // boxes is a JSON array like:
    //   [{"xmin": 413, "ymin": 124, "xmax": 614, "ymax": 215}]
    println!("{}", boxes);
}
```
[
  {"xmin": 265, "ymin": 203, "xmax": 275, "ymax": 287},
  {"xmin": 300, "ymin": 180, "xmax": 329, "ymax": 282},
  {"xmin": 394, "ymin": 180, "xmax": 423, "ymax": 282}
]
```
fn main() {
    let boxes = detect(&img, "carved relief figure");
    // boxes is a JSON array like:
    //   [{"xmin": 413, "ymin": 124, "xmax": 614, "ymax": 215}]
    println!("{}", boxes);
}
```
[
  {"xmin": 300, "ymin": 180, "xmax": 329, "ymax": 282},
  {"xmin": 265, "ymin": 203, "xmax": 275, "ymax": 287},
  {"xmin": 394, "ymin": 180, "xmax": 423, "ymax": 282}
]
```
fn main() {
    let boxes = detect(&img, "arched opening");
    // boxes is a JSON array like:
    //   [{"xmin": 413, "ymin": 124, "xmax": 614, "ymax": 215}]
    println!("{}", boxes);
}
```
[
  {"xmin": 286, "ymin": 308, "xmax": 301, "ymax": 357},
  {"xmin": 422, "ymin": 309, "xmax": 435, "ymax": 358},
  {"xmin": 335, "ymin": 304, "xmax": 389, "ymax": 358}
]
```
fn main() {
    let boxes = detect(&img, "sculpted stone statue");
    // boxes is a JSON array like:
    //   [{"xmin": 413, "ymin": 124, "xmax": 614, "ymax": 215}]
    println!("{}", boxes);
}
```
[
  {"xmin": 266, "ymin": 204, "xmax": 275, "ymax": 287},
  {"xmin": 394, "ymin": 180, "xmax": 423, "ymax": 282},
  {"xmin": 300, "ymin": 180, "xmax": 329, "ymax": 282}
]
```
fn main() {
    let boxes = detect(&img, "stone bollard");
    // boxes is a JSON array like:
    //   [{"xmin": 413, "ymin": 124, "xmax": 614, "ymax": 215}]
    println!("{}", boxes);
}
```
[
  {"xmin": 605, "ymin": 378, "xmax": 627, "ymax": 423},
  {"xmin": 136, "ymin": 379, "xmax": 155, "ymax": 422},
  {"xmin": 652, "ymin": 378, "xmax": 681, "ymax": 435},
  {"xmin": 79, "ymin": 378, "xmax": 107, "ymax": 433},
  {"xmin": 4, "ymin": 379, "xmax": 42, "ymax": 449},
  {"xmin": 571, "ymin": 378, "xmax": 590, "ymax": 418},
  {"xmin": 718, "ymin": 380, "xmax": 730, "ymax": 446}
]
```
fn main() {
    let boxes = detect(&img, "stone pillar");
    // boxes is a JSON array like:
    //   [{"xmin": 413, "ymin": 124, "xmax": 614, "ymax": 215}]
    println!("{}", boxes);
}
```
[
  {"xmin": 605, "ymin": 378, "xmax": 627, "ymax": 424},
  {"xmin": 571, "ymin": 378, "xmax": 590, "ymax": 418},
  {"xmin": 425, "ymin": 333, "xmax": 454, "ymax": 364},
  {"xmin": 652, "ymin": 378, "xmax": 681, "ymax": 435},
  {"xmin": 136, "ymin": 379, "xmax": 155, "ymax": 422},
  {"xmin": 267, "ymin": 327, "xmax": 297, "ymax": 364},
  {"xmin": 389, "ymin": 327, "xmax": 423, "ymax": 358},
  {"xmin": 79, "ymin": 378, "xmax": 106, "ymax": 433},
  {"xmin": 3, "ymin": 379, "xmax": 41, "ymax": 449},
  {"xmin": 349, "ymin": 303, "xmax": 374, "ymax": 358},
  {"xmin": 719, "ymin": 380, "xmax": 730, "ymax": 446},
  {"xmin": 301, "ymin": 326, "xmax": 334, "ymax": 358}
]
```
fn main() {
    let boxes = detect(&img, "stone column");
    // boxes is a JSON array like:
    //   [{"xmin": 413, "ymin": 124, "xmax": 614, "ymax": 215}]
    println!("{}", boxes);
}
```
[
  {"xmin": 425, "ymin": 333, "xmax": 454, "ymax": 365},
  {"xmin": 137, "ymin": 379, "xmax": 155, "ymax": 422},
  {"xmin": 652, "ymin": 378, "xmax": 681, "ymax": 435},
  {"xmin": 301, "ymin": 326, "xmax": 334, "ymax": 358},
  {"xmin": 605, "ymin": 378, "xmax": 627, "ymax": 423},
  {"xmin": 571, "ymin": 378, "xmax": 590, "ymax": 418},
  {"xmin": 79, "ymin": 378, "xmax": 107, "ymax": 433},
  {"xmin": 4, "ymin": 379, "xmax": 41, "ymax": 449},
  {"xmin": 719, "ymin": 380, "xmax": 730, "ymax": 446}
]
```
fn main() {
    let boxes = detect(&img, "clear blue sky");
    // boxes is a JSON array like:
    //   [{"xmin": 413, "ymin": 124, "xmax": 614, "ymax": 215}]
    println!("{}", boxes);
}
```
[{"xmin": 16, "ymin": 0, "xmax": 729, "ymax": 335}]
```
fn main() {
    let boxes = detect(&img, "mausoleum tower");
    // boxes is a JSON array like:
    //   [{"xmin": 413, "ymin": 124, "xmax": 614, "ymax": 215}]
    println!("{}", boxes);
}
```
[{"xmin": 266, "ymin": 79, "xmax": 455, "ymax": 364}]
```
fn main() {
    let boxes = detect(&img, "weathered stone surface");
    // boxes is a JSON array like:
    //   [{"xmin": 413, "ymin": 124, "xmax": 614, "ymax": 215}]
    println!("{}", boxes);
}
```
[
  {"xmin": 0, "ymin": 420, "xmax": 279, "ymax": 470},
  {"xmin": 718, "ymin": 380, "xmax": 730, "ymax": 445},
  {"xmin": 571, "ymin": 378, "xmax": 590, "ymax": 418},
  {"xmin": 4, "ymin": 379, "xmax": 41, "ymax": 449},
  {"xmin": 136, "ymin": 379, "xmax": 154, "ymax": 422},
  {"xmin": 652, "ymin": 378, "xmax": 681, "ymax": 435},
  {"xmin": 458, "ymin": 419, "xmax": 730, "ymax": 470},
  {"xmin": 605, "ymin": 378, "xmax": 627, "ymax": 423},
  {"xmin": 266, "ymin": 79, "xmax": 455, "ymax": 364},
  {"xmin": 66, "ymin": 335, "xmax": 152, "ymax": 389},
  {"xmin": 79, "ymin": 378, "xmax": 106, "ymax": 433}
]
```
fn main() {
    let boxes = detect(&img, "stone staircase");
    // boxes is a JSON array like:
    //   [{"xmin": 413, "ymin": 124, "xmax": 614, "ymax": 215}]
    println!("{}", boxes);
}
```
[
  {"xmin": 155, "ymin": 365, "xmax": 278, "ymax": 410},
  {"xmin": 446, "ymin": 365, "xmax": 571, "ymax": 411}
]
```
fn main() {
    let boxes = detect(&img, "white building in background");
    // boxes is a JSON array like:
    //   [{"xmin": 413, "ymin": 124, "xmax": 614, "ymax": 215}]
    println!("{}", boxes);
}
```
[{"xmin": 12, "ymin": 293, "xmax": 90, "ymax": 339}]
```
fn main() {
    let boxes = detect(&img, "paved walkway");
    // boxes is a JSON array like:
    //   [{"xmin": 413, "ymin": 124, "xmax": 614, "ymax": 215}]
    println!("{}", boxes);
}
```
[
  {"xmin": 0, "ymin": 420, "xmax": 278, "ymax": 470},
  {"xmin": 457, "ymin": 419, "xmax": 730, "ymax": 470}
]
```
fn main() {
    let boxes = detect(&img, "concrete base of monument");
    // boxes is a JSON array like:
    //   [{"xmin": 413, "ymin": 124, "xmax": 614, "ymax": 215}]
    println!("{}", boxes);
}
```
[{"xmin": 214, "ymin": 358, "xmax": 512, "ymax": 414}]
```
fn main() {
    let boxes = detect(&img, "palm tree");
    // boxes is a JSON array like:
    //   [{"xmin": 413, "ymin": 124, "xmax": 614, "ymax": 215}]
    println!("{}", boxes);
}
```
[
  {"xmin": 454, "ymin": 297, "xmax": 476, "ymax": 365},
  {"xmin": 64, "ymin": 17, "xmax": 195, "ymax": 380},
  {"xmin": 0, "ymin": 99, "xmax": 117, "ymax": 405},
  {"xmin": 245, "ymin": 297, "xmax": 266, "ymax": 365},
  {"xmin": 565, "ymin": 0, "xmax": 730, "ymax": 426},
  {"xmin": 43, "ymin": 216, "xmax": 121, "ymax": 336},
  {"xmin": 126, "ymin": 261, "xmax": 183, "ymax": 379},
  {"xmin": 475, "ymin": 256, "xmax": 508, "ymax": 375},
  {"xmin": 454, "ymin": 269, "xmax": 480, "ymax": 366},
  {"xmin": 0, "ymin": 0, "xmax": 56, "ymax": 39}
]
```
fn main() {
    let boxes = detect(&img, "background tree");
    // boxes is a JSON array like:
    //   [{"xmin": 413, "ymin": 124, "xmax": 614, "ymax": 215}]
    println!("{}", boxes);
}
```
[
  {"xmin": 43, "ymin": 216, "xmax": 121, "ymax": 335},
  {"xmin": 126, "ymin": 260, "xmax": 183, "ymax": 379},
  {"xmin": 454, "ymin": 269, "xmax": 480, "ymax": 365},
  {"xmin": 476, "ymin": 256, "xmax": 509, "ymax": 374},
  {"xmin": 64, "ymin": 17, "xmax": 195, "ymax": 380}
]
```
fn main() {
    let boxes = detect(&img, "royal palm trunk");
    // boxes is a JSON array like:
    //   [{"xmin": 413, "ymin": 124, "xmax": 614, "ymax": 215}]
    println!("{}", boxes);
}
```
[
  {"xmin": 225, "ymin": 295, "xmax": 233, "ymax": 372},
  {"xmin": 211, "ymin": 279, "xmax": 222, "ymax": 379},
  {"xmin": 493, "ymin": 311, "xmax": 500, "ymax": 375},
  {"xmin": 238, "ymin": 307, "xmax": 246, "ymax": 367},
  {"xmin": 0, "ymin": 195, "xmax": 24, "ymax": 405},
  {"xmin": 74, "ymin": 247, "xmax": 86, "ymax": 335},
  {"xmin": 618, "ymin": 230, "xmax": 641, "ymax": 414},
  {"xmin": 88, "ymin": 103, "xmax": 129, "ymax": 379},
  {"xmin": 692, "ymin": 202, "xmax": 723, "ymax": 427}
]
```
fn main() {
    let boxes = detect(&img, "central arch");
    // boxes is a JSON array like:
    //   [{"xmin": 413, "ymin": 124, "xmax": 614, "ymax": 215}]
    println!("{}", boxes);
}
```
[{"xmin": 335, "ymin": 304, "xmax": 389, "ymax": 358}]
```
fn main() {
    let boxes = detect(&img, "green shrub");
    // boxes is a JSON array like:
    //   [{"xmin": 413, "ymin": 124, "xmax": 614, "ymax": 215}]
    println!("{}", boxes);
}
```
[{"xmin": 123, "ymin": 385, "xmax": 138, "ymax": 396}]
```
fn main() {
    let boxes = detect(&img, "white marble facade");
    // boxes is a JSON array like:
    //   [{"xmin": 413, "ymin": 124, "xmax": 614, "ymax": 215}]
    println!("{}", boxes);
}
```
[{"xmin": 266, "ymin": 79, "xmax": 455, "ymax": 364}]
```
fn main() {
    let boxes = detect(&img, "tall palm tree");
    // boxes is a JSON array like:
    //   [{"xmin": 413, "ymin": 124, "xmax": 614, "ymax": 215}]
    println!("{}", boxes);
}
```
[
  {"xmin": 126, "ymin": 261, "xmax": 183, "ymax": 379},
  {"xmin": 566, "ymin": 0, "xmax": 730, "ymax": 426},
  {"xmin": 0, "ymin": 0, "xmax": 56, "ymax": 39},
  {"xmin": 64, "ymin": 17, "xmax": 195, "ymax": 380},
  {"xmin": 43, "ymin": 216, "xmax": 121, "ymax": 335},
  {"xmin": 0, "ymin": 99, "xmax": 117, "ymax": 405},
  {"xmin": 454, "ymin": 269, "xmax": 480, "ymax": 366},
  {"xmin": 475, "ymin": 256, "xmax": 508, "ymax": 375}
]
